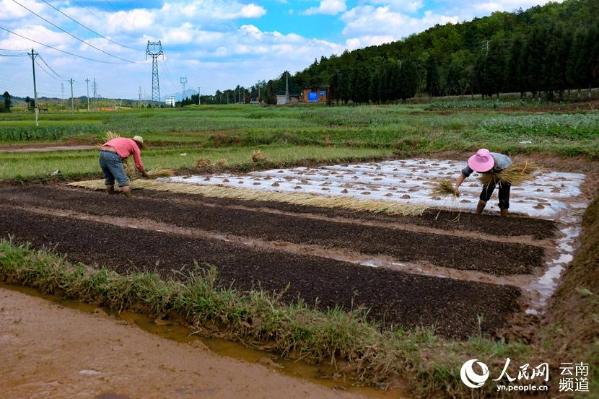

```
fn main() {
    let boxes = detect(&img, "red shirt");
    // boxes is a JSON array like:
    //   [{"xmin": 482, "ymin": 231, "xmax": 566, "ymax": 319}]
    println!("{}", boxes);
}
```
[{"xmin": 104, "ymin": 137, "xmax": 144, "ymax": 171}]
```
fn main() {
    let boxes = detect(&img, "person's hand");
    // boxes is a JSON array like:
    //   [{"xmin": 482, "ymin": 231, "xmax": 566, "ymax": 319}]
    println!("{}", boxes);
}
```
[{"xmin": 454, "ymin": 186, "xmax": 460, "ymax": 197}]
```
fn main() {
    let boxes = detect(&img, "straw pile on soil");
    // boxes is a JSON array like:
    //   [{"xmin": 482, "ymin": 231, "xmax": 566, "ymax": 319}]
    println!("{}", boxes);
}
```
[
  {"xmin": 433, "ymin": 179, "xmax": 459, "ymax": 197},
  {"xmin": 146, "ymin": 168, "xmax": 176, "ymax": 178},
  {"xmin": 70, "ymin": 179, "xmax": 428, "ymax": 216},
  {"xmin": 479, "ymin": 161, "xmax": 539, "ymax": 185}
]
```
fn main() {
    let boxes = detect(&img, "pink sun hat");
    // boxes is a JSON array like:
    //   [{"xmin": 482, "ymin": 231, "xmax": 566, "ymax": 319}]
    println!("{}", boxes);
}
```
[{"xmin": 468, "ymin": 149, "xmax": 495, "ymax": 172}]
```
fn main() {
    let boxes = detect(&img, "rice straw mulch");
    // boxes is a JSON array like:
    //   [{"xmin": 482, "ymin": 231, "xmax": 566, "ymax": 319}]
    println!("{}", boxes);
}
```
[
  {"xmin": 70, "ymin": 179, "xmax": 428, "ymax": 216},
  {"xmin": 432, "ymin": 179, "xmax": 459, "ymax": 197},
  {"xmin": 145, "ymin": 168, "xmax": 176, "ymax": 178},
  {"xmin": 479, "ymin": 161, "xmax": 540, "ymax": 186}
]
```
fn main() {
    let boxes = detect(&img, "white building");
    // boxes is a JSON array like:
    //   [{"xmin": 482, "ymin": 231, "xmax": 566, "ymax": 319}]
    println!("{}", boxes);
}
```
[{"xmin": 165, "ymin": 96, "xmax": 176, "ymax": 107}]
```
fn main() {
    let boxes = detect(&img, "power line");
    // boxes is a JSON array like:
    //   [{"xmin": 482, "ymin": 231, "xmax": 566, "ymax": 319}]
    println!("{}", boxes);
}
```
[
  {"xmin": 0, "ymin": 25, "xmax": 123, "ymax": 64},
  {"xmin": 0, "ymin": 53, "xmax": 27, "ymax": 57},
  {"xmin": 37, "ymin": 0, "xmax": 138, "ymax": 52},
  {"xmin": 35, "ymin": 58, "xmax": 63, "ymax": 82},
  {"xmin": 0, "ymin": 47, "xmax": 28, "ymax": 52},
  {"xmin": 9, "ymin": 0, "xmax": 138, "ymax": 63},
  {"xmin": 35, "ymin": 57, "xmax": 60, "ymax": 81},
  {"xmin": 37, "ymin": 53, "xmax": 63, "ymax": 79}
]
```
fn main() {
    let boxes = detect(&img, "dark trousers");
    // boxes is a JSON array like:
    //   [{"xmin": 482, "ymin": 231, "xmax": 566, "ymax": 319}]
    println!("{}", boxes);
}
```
[{"xmin": 480, "ymin": 180, "xmax": 511, "ymax": 210}]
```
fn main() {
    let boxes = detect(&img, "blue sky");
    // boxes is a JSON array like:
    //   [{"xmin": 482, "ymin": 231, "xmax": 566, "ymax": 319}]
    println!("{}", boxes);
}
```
[{"xmin": 0, "ymin": 0, "xmax": 562, "ymax": 99}]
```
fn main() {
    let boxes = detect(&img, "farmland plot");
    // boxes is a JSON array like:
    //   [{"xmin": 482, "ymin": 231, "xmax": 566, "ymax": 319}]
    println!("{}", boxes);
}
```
[{"xmin": 0, "ymin": 158, "xmax": 587, "ymax": 339}]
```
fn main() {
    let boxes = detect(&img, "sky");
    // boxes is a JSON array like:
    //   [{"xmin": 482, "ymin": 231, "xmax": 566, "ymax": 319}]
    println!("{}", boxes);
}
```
[{"xmin": 0, "ymin": 0, "xmax": 563, "ymax": 100}]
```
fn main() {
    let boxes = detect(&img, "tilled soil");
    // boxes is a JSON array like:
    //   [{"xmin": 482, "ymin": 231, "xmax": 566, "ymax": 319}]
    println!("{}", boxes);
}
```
[
  {"xmin": 0, "ymin": 207, "xmax": 521, "ymax": 338},
  {"xmin": 130, "ymin": 186, "xmax": 558, "ymax": 239},
  {"xmin": 0, "ymin": 186, "xmax": 546, "ymax": 275}
]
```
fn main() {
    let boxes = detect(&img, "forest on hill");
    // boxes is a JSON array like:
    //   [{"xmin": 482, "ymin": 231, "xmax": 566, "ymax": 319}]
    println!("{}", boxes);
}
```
[{"xmin": 185, "ymin": 0, "xmax": 598, "ymax": 105}]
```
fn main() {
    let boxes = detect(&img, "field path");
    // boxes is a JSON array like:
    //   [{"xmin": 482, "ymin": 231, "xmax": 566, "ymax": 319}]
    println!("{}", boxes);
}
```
[{"xmin": 0, "ymin": 287, "xmax": 366, "ymax": 399}]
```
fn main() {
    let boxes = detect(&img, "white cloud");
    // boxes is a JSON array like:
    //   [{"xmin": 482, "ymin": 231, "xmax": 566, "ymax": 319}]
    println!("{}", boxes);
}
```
[
  {"xmin": 239, "ymin": 3, "xmax": 267, "ymax": 18},
  {"xmin": 305, "ymin": 0, "xmax": 347, "ymax": 15},
  {"xmin": 106, "ymin": 9, "xmax": 155, "ymax": 33},
  {"xmin": 0, "ymin": 24, "xmax": 73, "ymax": 50},
  {"xmin": 342, "ymin": 6, "xmax": 458, "ymax": 40},
  {"xmin": 370, "ymin": 0, "xmax": 424, "ymax": 13},
  {"xmin": 0, "ymin": 0, "xmax": 45, "ymax": 21},
  {"xmin": 159, "ymin": 0, "xmax": 266, "ymax": 21}
]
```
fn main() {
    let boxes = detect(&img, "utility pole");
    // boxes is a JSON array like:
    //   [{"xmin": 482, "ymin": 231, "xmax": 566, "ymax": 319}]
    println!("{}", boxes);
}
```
[
  {"xmin": 27, "ymin": 49, "xmax": 39, "ymax": 126},
  {"xmin": 92, "ymin": 78, "xmax": 97, "ymax": 110},
  {"xmin": 68, "ymin": 78, "xmax": 74, "ymax": 112},
  {"xmin": 197, "ymin": 86, "xmax": 201, "ymax": 105},
  {"xmin": 146, "ymin": 41, "xmax": 164, "ymax": 102},
  {"xmin": 285, "ymin": 72, "xmax": 289, "ymax": 103},
  {"xmin": 85, "ymin": 78, "xmax": 90, "ymax": 111}
]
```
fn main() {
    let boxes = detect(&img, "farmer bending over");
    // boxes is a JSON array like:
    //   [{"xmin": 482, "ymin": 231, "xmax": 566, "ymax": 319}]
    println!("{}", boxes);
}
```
[
  {"xmin": 454, "ymin": 148, "xmax": 512, "ymax": 216},
  {"xmin": 99, "ymin": 135, "xmax": 148, "ymax": 195}
]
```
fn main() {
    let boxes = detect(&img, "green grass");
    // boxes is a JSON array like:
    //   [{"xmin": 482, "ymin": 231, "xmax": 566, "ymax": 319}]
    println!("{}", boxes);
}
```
[
  {"xmin": 0, "ymin": 145, "xmax": 392, "ymax": 181},
  {"xmin": 0, "ymin": 103, "xmax": 596, "ymax": 180},
  {"xmin": 0, "ymin": 239, "xmax": 530, "ymax": 398}
]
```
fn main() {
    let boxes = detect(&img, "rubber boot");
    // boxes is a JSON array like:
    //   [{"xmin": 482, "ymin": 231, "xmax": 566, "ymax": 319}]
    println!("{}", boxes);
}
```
[
  {"xmin": 500, "ymin": 209, "xmax": 509, "ymax": 217},
  {"xmin": 106, "ymin": 185, "xmax": 115, "ymax": 195},
  {"xmin": 476, "ymin": 200, "xmax": 486, "ymax": 214}
]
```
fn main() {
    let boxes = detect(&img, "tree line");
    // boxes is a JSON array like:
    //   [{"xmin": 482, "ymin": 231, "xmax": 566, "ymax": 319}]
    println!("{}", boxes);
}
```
[{"xmin": 187, "ymin": 0, "xmax": 597, "ymax": 105}]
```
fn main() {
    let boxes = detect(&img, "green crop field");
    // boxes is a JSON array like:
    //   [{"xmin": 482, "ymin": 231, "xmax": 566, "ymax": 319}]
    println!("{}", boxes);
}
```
[{"xmin": 0, "ymin": 101, "xmax": 597, "ymax": 181}]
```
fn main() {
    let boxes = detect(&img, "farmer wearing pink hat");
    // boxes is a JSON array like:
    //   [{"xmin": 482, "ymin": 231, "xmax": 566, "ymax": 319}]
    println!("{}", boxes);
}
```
[{"xmin": 454, "ymin": 149, "xmax": 512, "ymax": 216}]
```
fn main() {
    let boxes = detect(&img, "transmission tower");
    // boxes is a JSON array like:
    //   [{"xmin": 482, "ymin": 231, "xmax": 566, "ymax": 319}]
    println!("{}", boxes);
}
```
[
  {"xmin": 146, "ymin": 41, "xmax": 164, "ymax": 102},
  {"xmin": 179, "ymin": 76, "xmax": 187, "ymax": 101}
]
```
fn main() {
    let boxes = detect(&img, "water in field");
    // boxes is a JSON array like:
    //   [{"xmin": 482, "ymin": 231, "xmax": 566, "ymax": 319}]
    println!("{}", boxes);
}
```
[{"xmin": 165, "ymin": 158, "xmax": 585, "ymax": 219}]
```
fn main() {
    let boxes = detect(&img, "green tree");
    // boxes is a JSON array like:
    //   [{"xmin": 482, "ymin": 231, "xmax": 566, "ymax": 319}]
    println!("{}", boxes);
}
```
[
  {"xmin": 425, "ymin": 57, "xmax": 441, "ymax": 97},
  {"xmin": 398, "ymin": 60, "xmax": 418, "ymax": 100},
  {"xmin": 2, "ymin": 91, "xmax": 10, "ymax": 112}
]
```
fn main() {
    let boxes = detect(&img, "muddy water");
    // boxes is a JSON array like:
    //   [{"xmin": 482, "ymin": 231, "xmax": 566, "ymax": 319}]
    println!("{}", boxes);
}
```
[{"xmin": 0, "ymin": 283, "xmax": 406, "ymax": 399}]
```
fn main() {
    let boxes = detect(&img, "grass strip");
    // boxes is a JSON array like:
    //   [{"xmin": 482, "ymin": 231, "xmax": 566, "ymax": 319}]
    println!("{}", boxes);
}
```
[
  {"xmin": 0, "ymin": 239, "xmax": 528, "ymax": 398},
  {"xmin": 70, "ymin": 179, "xmax": 428, "ymax": 216},
  {"xmin": 0, "ymin": 145, "xmax": 392, "ymax": 182}
]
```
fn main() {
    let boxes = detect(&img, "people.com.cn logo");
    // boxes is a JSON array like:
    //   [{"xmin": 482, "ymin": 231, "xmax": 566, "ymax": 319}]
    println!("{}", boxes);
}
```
[{"xmin": 460, "ymin": 359, "xmax": 490, "ymax": 389}]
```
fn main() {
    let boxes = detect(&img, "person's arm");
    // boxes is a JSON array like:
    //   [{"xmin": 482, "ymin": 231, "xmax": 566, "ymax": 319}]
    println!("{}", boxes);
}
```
[
  {"xmin": 131, "ymin": 144, "xmax": 148, "ymax": 177},
  {"xmin": 455, "ymin": 166, "xmax": 473, "ymax": 194}
]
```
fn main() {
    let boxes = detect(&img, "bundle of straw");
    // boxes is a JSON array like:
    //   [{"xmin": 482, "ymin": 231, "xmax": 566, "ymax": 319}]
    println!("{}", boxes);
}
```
[
  {"xmin": 479, "ymin": 161, "xmax": 539, "ymax": 186},
  {"xmin": 251, "ymin": 150, "xmax": 267, "ymax": 163},
  {"xmin": 104, "ymin": 131, "xmax": 121, "ymax": 141},
  {"xmin": 433, "ymin": 179, "xmax": 459, "ymax": 197}
]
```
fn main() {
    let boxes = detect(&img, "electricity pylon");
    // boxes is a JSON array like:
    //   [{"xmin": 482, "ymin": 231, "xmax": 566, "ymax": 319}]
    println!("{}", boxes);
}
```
[
  {"xmin": 179, "ymin": 76, "xmax": 187, "ymax": 101},
  {"xmin": 146, "ymin": 41, "xmax": 164, "ymax": 102}
]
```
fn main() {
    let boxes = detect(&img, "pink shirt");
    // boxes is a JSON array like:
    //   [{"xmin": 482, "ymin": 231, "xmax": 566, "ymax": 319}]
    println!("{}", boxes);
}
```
[{"xmin": 104, "ymin": 137, "xmax": 144, "ymax": 171}]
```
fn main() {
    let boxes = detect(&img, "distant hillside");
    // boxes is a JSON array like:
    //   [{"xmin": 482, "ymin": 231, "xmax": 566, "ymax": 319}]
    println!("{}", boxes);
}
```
[{"xmin": 256, "ymin": 0, "xmax": 597, "ymax": 104}]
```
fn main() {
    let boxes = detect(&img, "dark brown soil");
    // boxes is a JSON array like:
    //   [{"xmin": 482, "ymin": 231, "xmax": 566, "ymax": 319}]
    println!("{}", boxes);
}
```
[
  {"xmin": 0, "ymin": 206, "xmax": 521, "ymax": 339},
  {"xmin": 0, "ymin": 185, "xmax": 547, "ymax": 275},
  {"xmin": 106, "ymin": 186, "xmax": 558, "ymax": 239}
]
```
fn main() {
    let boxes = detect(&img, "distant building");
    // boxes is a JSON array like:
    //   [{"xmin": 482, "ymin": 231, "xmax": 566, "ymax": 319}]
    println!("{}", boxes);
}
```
[
  {"xmin": 276, "ymin": 95, "xmax": 288, "ymax": 105},
  {"xmin": 165, "ymin": 96, "xmax": 176, "ymax": 107},
  {"xmin": 302, "ymin": 87, "xmax": 329, "ymax": 104}
]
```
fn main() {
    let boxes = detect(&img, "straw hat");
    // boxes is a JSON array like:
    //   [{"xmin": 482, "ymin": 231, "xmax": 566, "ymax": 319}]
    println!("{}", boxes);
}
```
[
  {"xmin": 132, "ymin": 135, "xmax": 144, "ymax": 148},
  {"xmin": 468, "ymin": 148, "xmax": 494, "ymax": 172}
]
